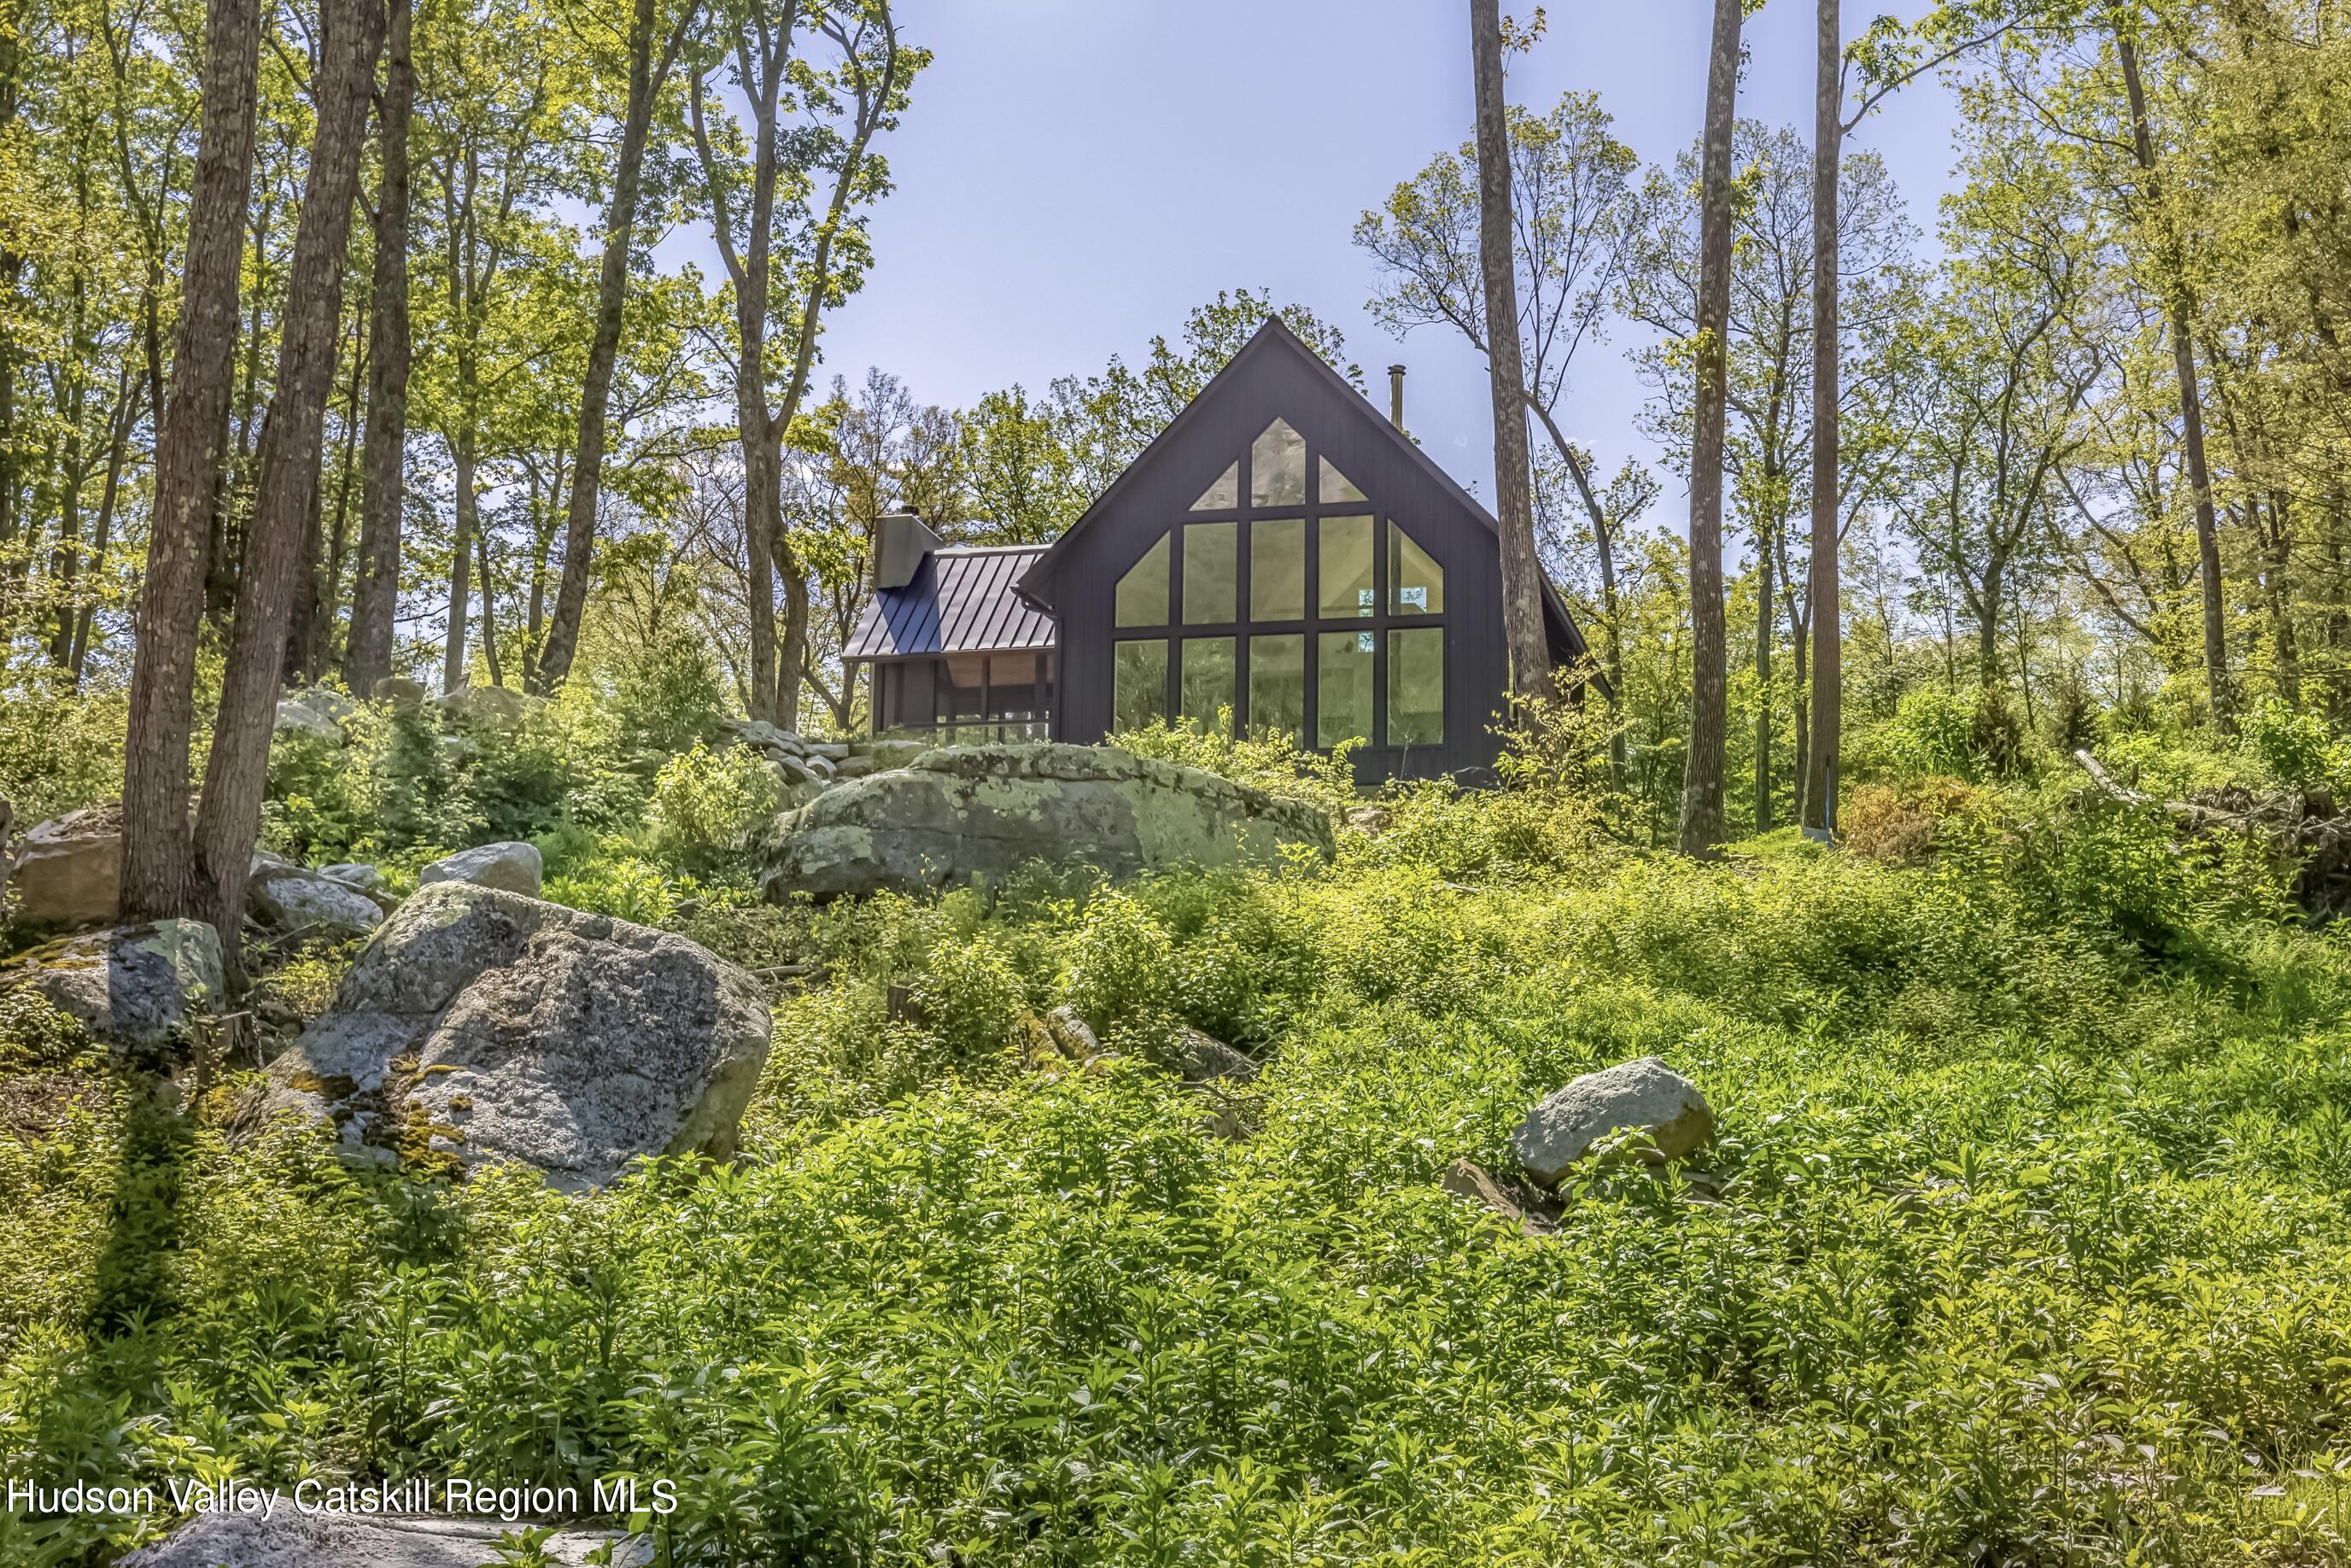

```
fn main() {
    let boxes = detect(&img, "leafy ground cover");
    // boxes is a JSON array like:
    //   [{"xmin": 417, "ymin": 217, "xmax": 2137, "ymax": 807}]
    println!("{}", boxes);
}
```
[{"xmin": 5, "ymin": 732, "xmax": 2351, "ymax": 1565}]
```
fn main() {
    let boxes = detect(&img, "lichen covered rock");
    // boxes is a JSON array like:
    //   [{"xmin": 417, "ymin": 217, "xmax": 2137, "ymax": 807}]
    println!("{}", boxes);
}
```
[
  {"xmin": 418, "ymin": 840, "xmax": 542, "ymax": 898},
  {"xmin": 255, "ymin": 882, "xmax": 771, "ymax": 1191},
  {"xmin": 123, "ymin": 1512, "xmax": 644, "ymax": 1568},
  {"xmin": 11, "ymin": 804, "xmax": 122, "ymax": 927},
  {"xmin": 1511, "ymin": 1057, "xmax": 1714, "ymax": 1186},
  {"xmin": 3, "ymin": 920, "xmax": 224, "ymax": 1050},
  {"xmin": 249, "ymin": 864, "xmax": 387, "ymax": 939},
  {"xmin": 762, "ymin": 742, "xmax": 1333, "ymax": 898}
]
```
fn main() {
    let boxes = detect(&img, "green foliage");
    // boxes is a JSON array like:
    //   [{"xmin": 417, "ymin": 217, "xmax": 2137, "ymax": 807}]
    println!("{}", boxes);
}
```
[
  {"xmin": 260, "ymin": 691, "xmax": 652, "ymax": 865},
  {"xmin": 646, "ymin": 743, "xmax": 781, "ymax": 874},
  {"xmin": 1061, "ymin": 888, "xmax": 1177, "ymax": 1039},
  {"xmin": 2239, "ymin": 699, "xmax": 2347, "ymax": 795},
  {"xmin": 606, "ymin": 633, "xmax": 728, "ymax": 770},
  {"xmin": 543, "ymin": 855, "xmax": 685, "ymax": 927},
  {"xmin": 10, "ymin": 810, "xmax": 2351, "ymax": 1562},
  {"xmin": 0, "ymin": 674, "xmax": 126, "ymax": 822},
  {"xmin": 1848, "ymin": 684, "xmax": 2047, "ymax": 786},
  {"xmin": 1106, "ymin": 717, "xmax": 1358, "ymax": 823}
]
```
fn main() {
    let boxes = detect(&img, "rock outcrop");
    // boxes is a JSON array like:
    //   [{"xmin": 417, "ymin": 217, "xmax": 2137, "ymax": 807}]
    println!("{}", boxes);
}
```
[
  {"xmin": 763, "ymin": 742, "xmax": 1334, "ymax": 898},
  {"xmin": 438, "ymin": 683, "xmax": 534, "ymax": 723},
  {"xmin": 122, "ymin": 1513, "xmax": 645, "ymax": 1568},
  {"xmin": 273, "ymin": 689, "xmax": 354, "ymax": 743},
  {"xmin": 256, "ymin": 882, "xmax": 772, "ymax": 1191},
  {"xmin": 418, "ymin": 840, "xmax": 542, "ymax": 898},
  {"xmin": 9, "ymin": 804, "xmax": 122, "ymax": 927},
  {"xmin": 1511, "ymin": 1057, "xmax": 1714, "ymax": 1186},
  {"xmin": 248, "ymin": 864, "xmax": 388, "ymax": 940},
  {"xmin": 0, "ymin": 792, "xmax": 13, "ymax": 906},
  {"xmin": 3, "ymin": 921, "xmax": 224, "ymax": 1050}
]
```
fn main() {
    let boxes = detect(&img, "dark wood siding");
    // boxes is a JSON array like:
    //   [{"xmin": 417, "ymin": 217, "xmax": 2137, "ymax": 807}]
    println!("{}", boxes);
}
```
[{"xmin": 1037, "ymin": 329, "xmax": 1521, "ymax": 782}]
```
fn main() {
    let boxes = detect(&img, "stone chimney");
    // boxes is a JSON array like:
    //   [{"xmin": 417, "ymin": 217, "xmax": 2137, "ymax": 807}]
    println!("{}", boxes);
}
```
[
  {"xmin": 874, "ymin": 512, "xmax": 944, "ymax": 591},
  {"xmin": 1388, "ymin": 365, "xmax": 1407, "ymax": 430}
]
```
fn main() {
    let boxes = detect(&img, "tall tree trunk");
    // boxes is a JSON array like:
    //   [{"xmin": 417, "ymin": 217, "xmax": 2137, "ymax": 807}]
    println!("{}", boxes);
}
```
[
  {"xmin": 1803, "ymin": 0, "xmax": 1842, "ymax": 836},
  {"xmin": 313, "ymin": 305, "xmax": 366, "ymax": 678},
  {"xmin": 342, "ymin": 0, "xmax": 413, "ymax": 698},
  {"xmin": 693, "ymin": 32, "xmax": 787, "ymax": 723},
  {"xmin": 192, "ymin": 0, "xmax": 383, "ymax": 969},
  {"xmin": 739, "ymin": 383, "xmax": 779, "ymax": 720},
  {"xmin": 2117, "ymin": 31, "xmax": 2228, "ymax": 728},
  {"xmin": 1469, "ymin": 0, "xmax": 1548, "ymax": 701},
  {"xmin": 1678, "ymin": 0, "xmax": 1743, "ymax": 856},
  {"xmin": 533, "ymin": 0, "xmax": 692, "ymax": 693},
  {"xmin": 2266, "ymin": 493, "xmax": 2299, "ymax": 705},
  {"xmin": 0, "ymin": 0, "xmax": 21, "ymax": 580},
  {"xmin": 1754, "ymin": 541, "xmax": 1773, "ymax": 834},
  {"xmin": 120, "ymin": 0, "xmax": 263, "ymax": 923},
  {"xmin": 444, "ymin": 425, "xmax": 476, "ymax": 690},
  {"xmin": 1534, "ymin": 412, "xmax": 1628, "ymax": 781},
  {"xmin": 775, "ymin": 530, "xmax": 810, "ymax": 728},
  {"xmin": 67, "ymin": 374, "xmax": 139, "ymax": 682},
  {"xmin": 476, "ymin": 518, "xmax": 501, "ymax": 686},
  {"xmin": 44, "ymin": 385, "xmax": 89, "ymax": 667}
]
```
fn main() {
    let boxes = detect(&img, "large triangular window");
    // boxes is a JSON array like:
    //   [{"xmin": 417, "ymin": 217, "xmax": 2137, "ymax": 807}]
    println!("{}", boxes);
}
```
[
  {"xmin": 1319, "ymin": 456, "xmax": 1365, "ymax": 503},
  {"xmin": 1125, "ymin": 411, "xmax": 1446, "ymax": 756},
  {"xmin": 1191, "ymin": 462, "xmax": 1238, "ymax": 511},
  {"xmin": 1115, "ymin": 533, "xmax": 1169, "ymax": 628}
]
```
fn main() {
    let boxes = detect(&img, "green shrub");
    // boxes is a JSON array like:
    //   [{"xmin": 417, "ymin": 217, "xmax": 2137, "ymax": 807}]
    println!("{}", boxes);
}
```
[
  {"xmin": 607, "ymin": 630, "xmax": 726, "ymax": 767},
  {"xmin": 646, "ymin": 743, "xmax": 780, "ymax": 873},
  {"xmin": 2238, "ymin": 699, "xmax": 2344, "ymax": 794},
  {"xmin": 0, "ymin": 671, "xmax": 126, "ymax": 821},
  {"xmin": 1061, "ymin": 888, "xmax": 1175, "ymax": 1033},
  {"xmin": 543, "ymin": 854, "xmax": 683, "ymax": 926}
]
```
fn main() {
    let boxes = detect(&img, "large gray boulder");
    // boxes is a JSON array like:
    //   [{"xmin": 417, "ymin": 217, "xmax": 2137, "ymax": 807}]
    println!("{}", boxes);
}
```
[
  {"xmin": 418, "ymin": 840, "xmax": 542, "ymax": 898},
  {"xmin": 273, "ymin": 689, "xmax": 351, "ymax": 743},
  {"xmin": 3, "ymin": 921, "xmax": 224, "ymax": 1050},
  {"xmin": 438, "ymin": 682, "xmax": 535, "ymax": 723},
  {"xmin": 10, "ymin": 805, "xmax": 122, "ymax": 927},
  {"xmin": 850, "ymin": 738, "xmax": 931, "ymax": 771},
  {"xmin": 1511, "ymin": 1057, "xmax": 1715, "ymax": 1186},
  {"xmin": 763, "ymin": 742, "xmax": 1335, "ymax": 898},
  {"xmin": 249, "ymin": 864, "xmax": 387, "ymax": 939},
  {"xmin": 256, "ymin": 882, "xmax": 772, "ymax": 1191},
  {"xmin": 123, "ymin": 1513, "xmax": 645, "ymax": 1568}
]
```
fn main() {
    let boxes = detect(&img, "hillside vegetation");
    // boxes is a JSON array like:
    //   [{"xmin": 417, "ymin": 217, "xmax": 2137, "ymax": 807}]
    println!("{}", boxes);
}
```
[{"xmin": 5, "ymin": 691, "xmax": 2351, "ymax": 1566}]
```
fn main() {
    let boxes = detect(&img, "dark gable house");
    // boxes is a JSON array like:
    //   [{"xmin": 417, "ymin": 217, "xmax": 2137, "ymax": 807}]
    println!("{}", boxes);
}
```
[{"xmin": 845, "ymin": 317, "xmax": 1588, "ymax": 781}]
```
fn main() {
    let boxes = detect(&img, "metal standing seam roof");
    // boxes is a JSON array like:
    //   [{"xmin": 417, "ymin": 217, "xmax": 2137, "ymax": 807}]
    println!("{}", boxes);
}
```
[{"xmin": 843, "ymin": 544, "xmax": 1058, "ymax": 661}]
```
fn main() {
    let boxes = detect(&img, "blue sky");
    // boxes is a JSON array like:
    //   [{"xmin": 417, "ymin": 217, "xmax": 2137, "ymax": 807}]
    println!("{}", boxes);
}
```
[{"xmin": 687, "ymin": 0, "xmax": 1967, "ymax": 520}]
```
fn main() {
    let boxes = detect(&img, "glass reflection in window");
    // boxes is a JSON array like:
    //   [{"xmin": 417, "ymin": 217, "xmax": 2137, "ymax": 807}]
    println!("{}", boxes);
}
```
[
  {"xmin": 1191, "ymin": 462, "xmax": 1238, "ymax": 511},
  {"xmin": 1115, "ymin": 533, "xmax": 1169, "ymax": 628},
  {"xmin": 1184, "ymin": 522, "xmax": 1236, "ymax": 623},
  {"xmin": 1388, "ymin": 521, "xmax": 1444, "ymax": 615},
  {"xmin": 1249, "ymin": 633, "xmax": 1304, "ymax": 746},
  {"xmin": 1318, "ymin": 629, "xmax": 1375, "ymax": 748},
  {"xmin": 1250, "ymin": 518, "xmax": 1304, "ymax": 621},
  {"xmin": 1251, "ymin": 418, "xmax": 1307, "ymax": 507},
  {"xmin": 1179, "ymin": 637, "xmax": 1236, "ymax": 734},
  {"xmin": 1389, "ymin": 627, "xmax": 1444, "ymax": 747},
  {"xmin": 1319, "ymin": 456, "xmax": 1365, "ymax": 503},
  {"xmin": 1319, "ymin": 514, "xmax": 1374, "ymax": 619},
  {"xmin": 1114, "ymin": 640, "xmax": 1168, "ymax": 730}
]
